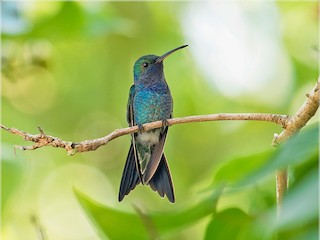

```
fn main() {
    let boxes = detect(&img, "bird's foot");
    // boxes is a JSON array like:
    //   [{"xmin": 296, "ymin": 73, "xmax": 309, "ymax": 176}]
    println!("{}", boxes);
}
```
[
  {"xmin": 138, "ymin": 124, "xmax": 145, "ymax": 133},
  {"xmin": 161, "ymin": 119, "xmax": 170, "ymax": 127}
]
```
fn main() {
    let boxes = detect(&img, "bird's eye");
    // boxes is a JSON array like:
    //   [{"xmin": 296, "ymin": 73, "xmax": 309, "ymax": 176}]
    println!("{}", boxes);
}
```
[{"xmin": 143, "ymin": 62, "xmax": 148, "ymax": 68}]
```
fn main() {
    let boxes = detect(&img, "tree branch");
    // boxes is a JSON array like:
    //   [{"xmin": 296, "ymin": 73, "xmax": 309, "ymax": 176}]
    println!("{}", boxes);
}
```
[
  {"xmin": 2, "ymin": 79, "xmax": 319, "ymax": 218},
  {"xmin": 272, "ymin": 79, "xmax": 320, "ymax": 146},
  {"xmin": 276, "ymin": 168, "xmax": 288, "ymax": 216},
  {"xmin": 272, "ymin": 79, "xmax": 320, "ymax": 214},
  {"xmin": 1, "ymin": 78, "xmax": 319, "ymax": 156},
  {"xmin": 1, "ymin": 113, "xmax": 290, "ymax": 155}
]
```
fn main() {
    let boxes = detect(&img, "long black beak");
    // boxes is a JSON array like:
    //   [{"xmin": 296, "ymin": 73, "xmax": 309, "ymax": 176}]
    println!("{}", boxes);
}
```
[{"xmin": 156, "ymin": 45, "xmax": 188, "ymax": 63}]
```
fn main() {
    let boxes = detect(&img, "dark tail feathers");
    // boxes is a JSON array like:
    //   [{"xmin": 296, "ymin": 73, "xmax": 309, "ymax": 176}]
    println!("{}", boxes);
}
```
[
  {"xmin": 118, "ymin": 144, "xmax": 175, "ymax": 203},
  {"xmin": 149, "ymin": 154, "xmax": 175, "ymax": 203},
  {"xmin": 118, "ymin": 144, "xmax": 141, "ymax": 201}
]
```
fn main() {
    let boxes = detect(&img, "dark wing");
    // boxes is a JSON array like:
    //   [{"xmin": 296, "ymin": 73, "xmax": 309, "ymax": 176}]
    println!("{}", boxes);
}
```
[
  {"xmin": 118, "ymin": 143, "xmax": 141, "ymax": 201},
  {"xmin": 125, "ymin": 85, "xmax": 143, "ymax": 182},
  {"xmin": 143, "ymin": 126, "xmax": 168, "ymax": 184},
  {"xmin": 149, "ymin": 154, "xmax": 175, "ymax": 203},
  {"xmin": 127, "ymin": 85, "xmax": 135, "ymax": 126},
  {"xmin": 119, "ymin": 85, "xmax": 141, "ymax": 201}
]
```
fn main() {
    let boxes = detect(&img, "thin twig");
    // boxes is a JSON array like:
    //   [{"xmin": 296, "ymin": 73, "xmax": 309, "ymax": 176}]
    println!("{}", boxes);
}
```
[{"xmin": 1, "ymin": 113, "xmax": 290, "ymax": 155}]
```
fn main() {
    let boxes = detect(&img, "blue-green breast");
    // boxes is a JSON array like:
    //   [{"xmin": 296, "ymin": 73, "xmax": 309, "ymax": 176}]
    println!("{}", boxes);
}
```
[{"xmin": 133, "ymin": 83, "xmax": 173, "ymax": 125}]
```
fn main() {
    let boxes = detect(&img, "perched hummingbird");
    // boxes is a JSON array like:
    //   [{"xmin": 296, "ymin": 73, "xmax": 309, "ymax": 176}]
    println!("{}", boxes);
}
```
[{"xmin": 118, "ymin": 45, "xmax": 188, "ymax": 203}]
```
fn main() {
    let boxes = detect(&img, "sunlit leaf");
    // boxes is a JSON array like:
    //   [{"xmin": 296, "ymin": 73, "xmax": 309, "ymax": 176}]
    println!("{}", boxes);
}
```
[
  {"xmin": 75, "ymin": 189, "xmax": 145, "ymax": 240},
  {"xmin": 152, "ymin": 186, "xmax": 223, "ymax": 233},
  {"xmin": 74, "ymin": 186, "xmax": 223, "ymax": 240}
]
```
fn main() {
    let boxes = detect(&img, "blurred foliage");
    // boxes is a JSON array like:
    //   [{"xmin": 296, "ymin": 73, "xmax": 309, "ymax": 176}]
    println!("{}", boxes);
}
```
[
  {"xmin": 1, "ymin": 1, "xmax": 318, "ymax": 240},
  {"xmin": 74, "ymin": 185, "xmax": 223, "ymax": 240},
  {"xmin": 75, "ymin": 124, "xmax": 318, "ymax": 240}
]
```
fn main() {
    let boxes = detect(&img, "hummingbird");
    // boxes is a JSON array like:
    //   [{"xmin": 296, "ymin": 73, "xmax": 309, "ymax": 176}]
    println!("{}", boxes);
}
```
[{"xmin": 118, "ymin": 45, "xmax": 188, "ymax": 203}]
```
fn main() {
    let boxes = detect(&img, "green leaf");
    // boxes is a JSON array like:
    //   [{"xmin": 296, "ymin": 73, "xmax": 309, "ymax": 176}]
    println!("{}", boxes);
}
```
[
  {"xmin": 213, "ymin": 150, "xmax": 272, "ymax": 186},
  {"xmin": 74, "ymin": 186, "xmax": 224, "ymax": 240},
  {"xmin": 152, "ymin": 186, "xmax": 223, "ymax": 233},
  {"xmin": 75, "ymin": 189, "xmax": 145, "ymax": 240},
  {"xmin": 238, "ymin": 124, "xmax": 318, "ymax": 187},
  {"xmin": 268, "ymin": 124, "xmax": 318, "ymax": 169},
  {"xmin": 205, "ymin": 208, "xmax": 252, "ymax": 240}
]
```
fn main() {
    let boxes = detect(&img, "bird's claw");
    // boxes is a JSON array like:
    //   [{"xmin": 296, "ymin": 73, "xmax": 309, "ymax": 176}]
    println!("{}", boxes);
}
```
[
  {"xmin": 162, "ymin": 119, "xmax": 169, "ymax": 127},
  {"xmin": 138, "ymin": 124, "xmax": 145, "ymax": 133}
]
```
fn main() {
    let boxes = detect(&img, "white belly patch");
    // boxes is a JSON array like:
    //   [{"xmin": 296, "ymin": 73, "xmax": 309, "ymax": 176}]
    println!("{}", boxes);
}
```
[{"xmin": 136, "ymin": 131, "xmax": 160, "ymax": 146}]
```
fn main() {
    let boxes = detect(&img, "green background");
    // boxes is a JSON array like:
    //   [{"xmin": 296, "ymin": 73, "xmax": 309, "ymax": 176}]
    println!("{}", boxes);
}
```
[{"xmin": 1, "ymin": 1, "xmax": 318, "ymax": 240}]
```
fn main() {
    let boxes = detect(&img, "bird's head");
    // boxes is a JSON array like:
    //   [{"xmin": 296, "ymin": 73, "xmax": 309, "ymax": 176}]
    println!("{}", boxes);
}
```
[{"xmin": 133, "ymin": 45, "xmax": 188, "ymax": 84}]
